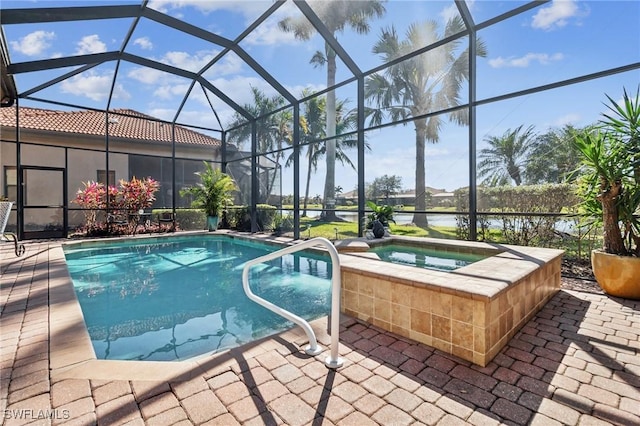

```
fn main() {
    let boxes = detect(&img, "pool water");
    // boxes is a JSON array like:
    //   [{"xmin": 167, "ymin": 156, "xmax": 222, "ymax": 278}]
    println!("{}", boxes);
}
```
[
  {"xmin": 369, "ymin": 244, "xmax": 488, "ymax": 271},
  {"xmin": 63, "ymin": 236, "xmax": 332, "ymax": 361}
]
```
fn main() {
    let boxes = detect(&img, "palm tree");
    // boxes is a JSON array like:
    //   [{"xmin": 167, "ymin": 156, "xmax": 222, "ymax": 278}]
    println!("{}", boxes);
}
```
[
  {"xmin": 365, "ymin": 17, "xmax": 487, "ymax": 227},
  {"xmin": 226, "ymin": 87, "xmax": 292, "ymax": 203},
  {"xmin": 279, "ymin": 0, "xmax": 386, "ymax": 220},
  {"xmin": 285, "ymin": 90, "xmax": 364, "ymax": 216},
  {"xmin": 478, "ymin": 125, "xmax": 536, "ymax": 186},
  {"xmin": 525, "ymin": 125, "xmax": 582, "ymax": 184}
]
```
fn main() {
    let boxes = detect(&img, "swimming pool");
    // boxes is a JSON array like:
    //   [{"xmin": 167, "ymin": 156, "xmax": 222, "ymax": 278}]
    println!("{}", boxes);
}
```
[
  {"xmin": 368, "ymin": 243, "xmax": 488, "ymax": 271},
  {"xmin": 63, "ymin": 235, "xmax": 332, "ymax": 361}
]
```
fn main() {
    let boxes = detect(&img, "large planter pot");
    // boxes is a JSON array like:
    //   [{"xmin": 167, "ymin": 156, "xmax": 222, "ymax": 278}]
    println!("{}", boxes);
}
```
[
  {"xmin": 207, "ymin": 215, "xmax": 219, "ymax": 231},
  {"xmin": 591, "ymin": 250, "xmax": 640, "ymax": 300}
]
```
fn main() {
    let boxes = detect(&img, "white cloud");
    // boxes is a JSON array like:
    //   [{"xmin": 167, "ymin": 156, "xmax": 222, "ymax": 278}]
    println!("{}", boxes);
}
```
[
  {"xmin": 488, "ymin": 52, "xmax": 564, "ymax": 68},
  {"xmin": 212, "ymin": 75, "xmax": 278, "ymax": 107},
  {"xmin": 133, "ymin": 37, "xmax": 153, "ymax": 50},
  {"xmin": 243, "ymin": 20, "xmax": 301, "ymax": 46},
  {"xmin": 553, "ymin": 113, "xmax": 581, "ymax": 127},
  {"xmin": 128, "ymin": 67, "xmax": 168, "ymax": 85},
  {"xmin": 243, "ymin": 2, "xmax": 306, "ymax": 46},
  {"xmin": 60, "ymin": 71, "xmax": 130, "ymax": 102},
  {"xmin": 147, "ymin": 0, "xmax": 266, "ymax": 21},
  {"xmin": 162, "ymin": 50, "xmax": 218, "ymax": 72},
  {"xmin": 9, "ymin": 31, "xmax": 55, "ymax": 56},
  {"xmin": 145, "ymin": 108, "xmax": 175, "ymax": 122},
  {"xmin": 287, "ymin": 84, "xmax": 327, "ymax": 99},
  {"xmin": 439, "ymin": 2, "xmax": 465, "ymax": 23},
  {"xmin": 75, "ymin": 35, "xmax": 107, "ymax": 55},
  {"xmin": 532, "ymin": 0, "xmax": 580, "ymax": 31},
  {"xmin": 153, "ymin": 83, "xmax": 191, "ymax": 100},
  {"xmin": 203, "ymin": 53, "xmax": 245, "ymax": 77}
]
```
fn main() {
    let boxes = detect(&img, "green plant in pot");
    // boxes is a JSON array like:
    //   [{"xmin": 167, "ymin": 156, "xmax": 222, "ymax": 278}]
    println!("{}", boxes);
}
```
[
  {"xmin": 573, "ymin": 86, "xmax": 640, "ymax": 299},
  {"xmin": 365, "ymin": 201, "xmax": 395, "ymax": 238},
  {"xmin": 180, "ymin": 162, "xmax": 237, "ymax": 231}
]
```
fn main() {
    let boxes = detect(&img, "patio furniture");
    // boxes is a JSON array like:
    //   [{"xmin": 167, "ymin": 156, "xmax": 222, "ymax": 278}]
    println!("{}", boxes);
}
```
[
  {"xmin": 0, "ymin": 201, "xmax": 25, "ymax": 257},
  {"xmin": 157, "ymin": 211, "xmax": 175, "ymax": 231}
]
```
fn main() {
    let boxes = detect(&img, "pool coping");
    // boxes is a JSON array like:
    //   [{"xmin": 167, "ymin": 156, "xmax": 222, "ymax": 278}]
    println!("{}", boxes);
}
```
[
  {"xmin": 50, "ymin": 232, "xmax": 564, "ymax": 378},
  {"xmin": 50, "ymin": 231, "xmax": 337, "ymax": 382},
  {"xmin": 337, "ymin": 235, "xmax": 564, "ymax": 300}
]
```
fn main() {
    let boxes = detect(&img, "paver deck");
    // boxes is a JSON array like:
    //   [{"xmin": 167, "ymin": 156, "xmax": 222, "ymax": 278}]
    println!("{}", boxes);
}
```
[{"xmin": 1, "ymin": 240, "xmax": 639, "ymax": 425}]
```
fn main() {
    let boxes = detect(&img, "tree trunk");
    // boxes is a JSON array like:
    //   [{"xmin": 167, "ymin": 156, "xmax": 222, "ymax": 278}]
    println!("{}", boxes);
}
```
[
  {"xmin": 600, "ymin": 180, "xmax": 626, "ymax": 255},
  {"xmin": 266, "ymin": 151, "xmax": 282, "ymax": 205},
  {"xmin": 413, "ymin": 120, "xmax": 428, "ymax": 227},
  {"xmin": 323, "ymin": 45, "xmax": 338, "ymax": 221},
  {"xmin": 303, "ymin": 145, "xmax": 314, "ymax": 217}
]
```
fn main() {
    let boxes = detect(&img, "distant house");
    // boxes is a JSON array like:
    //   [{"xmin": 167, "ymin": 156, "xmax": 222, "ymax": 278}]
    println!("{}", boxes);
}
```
[
  {"xmin": 0, "ymin": 106, "xmax": 222, "ymax": 238},
  {"xmin": 338, "ymin": 187, "xmax": 452, "ymax": 207}
]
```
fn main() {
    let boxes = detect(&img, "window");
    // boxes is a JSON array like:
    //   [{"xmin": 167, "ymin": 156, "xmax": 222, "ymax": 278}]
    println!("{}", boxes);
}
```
[
  {"xmin": 97, "ymin": 170, "xmax": 116, "ymax": 186},
  {"xmin": 3, "ymin": 167, "xmax": 17, "ymax": 201}
]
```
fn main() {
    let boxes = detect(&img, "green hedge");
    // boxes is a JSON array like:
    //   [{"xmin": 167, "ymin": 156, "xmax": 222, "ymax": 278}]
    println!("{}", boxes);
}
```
[
  {"xmin": 152, "ymin": 209, "xmax": 206, "ymax": 231},
  {"xmin": 225, "ymin": 204, "xmax": 278, "ymax": 231}
]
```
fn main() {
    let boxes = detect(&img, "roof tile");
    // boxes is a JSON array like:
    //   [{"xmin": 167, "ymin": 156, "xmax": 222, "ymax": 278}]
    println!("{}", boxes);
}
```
[{"xmin": 0, "ymin": 107, "xmax": 221, "ymax": 147}]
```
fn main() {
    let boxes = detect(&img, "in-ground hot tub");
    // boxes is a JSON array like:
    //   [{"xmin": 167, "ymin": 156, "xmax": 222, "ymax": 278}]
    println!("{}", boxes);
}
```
[{"xmin": 336, "ymin": 236, "xmax": 563, "ymax": 366}]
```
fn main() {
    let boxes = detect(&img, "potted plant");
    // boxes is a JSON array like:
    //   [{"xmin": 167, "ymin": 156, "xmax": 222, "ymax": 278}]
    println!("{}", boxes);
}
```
[
  {"xmin": 365, "ymin": 201, "xmax": 395, "ymax": 238},
  {"xmin": 573, "ymin": 86, "xmax": 640, "ymax": 299},
  {"xmin": 181, "ymin": 162, "xmax": 237, "ymax": 231}
]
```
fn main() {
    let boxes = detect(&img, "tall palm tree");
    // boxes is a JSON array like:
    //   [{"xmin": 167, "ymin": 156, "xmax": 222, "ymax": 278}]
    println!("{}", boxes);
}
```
[
  {"xmin": 478, "ymin": 125, "xmax": 536, "ymax": 186},
  {"xmin": 285, "ymin": 90, "xmax": 364, "ymax": 216},
  {"xmin": 279, "ymin": 0, "xmax": 386, "ymax": 220},
  {"xmin": 365, "ymin": 17, "xmax": 486, "ymax": 227},
  {"xmin": 295, "ymin": 91, "xmax": 326, "ymax": 216},
  {"xmin": 226, "ymin": 87, "xmax": 293, "ymax": 203}
]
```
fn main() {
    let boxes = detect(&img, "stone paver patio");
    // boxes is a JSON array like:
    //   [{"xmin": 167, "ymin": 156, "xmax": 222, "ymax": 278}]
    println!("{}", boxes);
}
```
[{"xmin": 1, "ymin": 240, "xmax": 639, "ymax": 425}]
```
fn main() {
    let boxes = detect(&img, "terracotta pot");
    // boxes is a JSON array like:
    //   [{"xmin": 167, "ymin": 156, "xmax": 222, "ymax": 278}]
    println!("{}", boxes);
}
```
[{"xmin": 591, "ymin": 250, "xmax": 640, "ymax": 300}]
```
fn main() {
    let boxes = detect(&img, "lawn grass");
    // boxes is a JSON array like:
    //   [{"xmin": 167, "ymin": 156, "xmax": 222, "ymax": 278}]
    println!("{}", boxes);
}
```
[
  {"xmin": 288, "ymin": 217, "xmax": 596, "ymax": 261},
  {"xmin": 294, "ymin": 217, "xmax": 457, "ymax": 240}
]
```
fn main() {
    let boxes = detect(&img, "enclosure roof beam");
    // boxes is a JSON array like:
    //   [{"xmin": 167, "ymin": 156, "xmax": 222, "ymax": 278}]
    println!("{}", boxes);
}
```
[
  {"xmin": 455, "ymin": 0, "xmax": 475, "ymax": 29},
  {"xmin": 20, "ymin": 63, "xmax": 101, "ymax": 97},
  {"xmin": 0, "ymin": 5, "xmax": 141, "ymax": 24},
  {"xmin": 121, "ymin": 53, "xmax": 252, "ymax": 120},
  {"xmin": 8, "ymin": 52, "xmax": 119, "ymax": 74},
  {"xmin": 141, "ymin": 7, "xmax": 233, "ymax": 49},
  {"xmin": 142, "ymin": 5, "xmax": 294, "ymax": 104}
]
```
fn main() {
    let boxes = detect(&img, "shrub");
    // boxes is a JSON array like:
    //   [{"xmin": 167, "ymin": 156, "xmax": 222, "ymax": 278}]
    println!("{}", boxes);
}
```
[
  {"xmin": 225, "ymin": 204, "xmax": 278, "ymax": 231},
  {"xmin": 454, "ymin": 183, "xmax": 579, "ymax": 246},
  {"xmin": 73, "ymin": 177, "xmax": 159, "ymax": 235},
  {"xmin": 153, "ymin": 209, "xmax": 206, "ymax": 231}
]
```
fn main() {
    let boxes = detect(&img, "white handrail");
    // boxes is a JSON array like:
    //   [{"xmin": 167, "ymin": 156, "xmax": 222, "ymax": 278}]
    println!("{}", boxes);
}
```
[{"xmin": 241, "ymin": 237, "xmax": 343, "ymax": 369}]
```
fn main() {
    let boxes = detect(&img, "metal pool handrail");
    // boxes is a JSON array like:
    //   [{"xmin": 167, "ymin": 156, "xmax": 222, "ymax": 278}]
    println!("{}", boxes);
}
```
[{"xmin": 241, "ymin": 237, "xmax": 344, "ymax": 369}]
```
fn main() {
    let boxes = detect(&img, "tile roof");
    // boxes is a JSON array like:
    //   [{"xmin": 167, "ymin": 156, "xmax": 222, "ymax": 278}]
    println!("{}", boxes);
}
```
[{"xmin": 0, "ymin": 107, "xmax": 221, "ymax": 147}]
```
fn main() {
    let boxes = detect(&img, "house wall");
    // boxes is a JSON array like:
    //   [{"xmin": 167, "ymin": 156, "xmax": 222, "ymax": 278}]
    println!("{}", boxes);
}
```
[{"xmin": 1, "ymin": 127, "xmax": 221, "ymax": 234}]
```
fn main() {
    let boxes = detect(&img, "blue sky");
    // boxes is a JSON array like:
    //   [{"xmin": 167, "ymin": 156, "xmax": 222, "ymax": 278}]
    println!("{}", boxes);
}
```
[{"xmin": 2, "ymin": 0, "xmax": 639, "ymax": 196}]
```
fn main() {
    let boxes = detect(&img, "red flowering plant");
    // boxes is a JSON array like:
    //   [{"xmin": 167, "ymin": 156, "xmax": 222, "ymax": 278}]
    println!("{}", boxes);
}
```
[
  {"xmin": 117, "ymin": 177, "xmax": 160, "ymax": 235},
  {"xmin": 72, "ymin": 181, "xmax": 107, "ymax": 232},
  {"xmin": 73, "ymin": 177, "xmax": 160, "ymax": 235}
]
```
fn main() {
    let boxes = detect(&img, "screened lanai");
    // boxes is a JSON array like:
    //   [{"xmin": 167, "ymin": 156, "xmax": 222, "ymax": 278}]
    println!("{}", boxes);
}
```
[{"xmin": 1, "ymin": 0, "xmax": 639, "ymax": 244}]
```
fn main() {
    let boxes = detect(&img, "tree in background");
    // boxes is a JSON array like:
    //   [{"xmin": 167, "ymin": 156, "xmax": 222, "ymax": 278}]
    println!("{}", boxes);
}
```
[
  {"xmin": 525, "ymin": 125, "xmax": 583, "ymax": 184},
  {"xmin": 286, "ymin": 90, "xmax": 366, "ymax": 216},
  {"xmin": 478, "ymin": 125, "xmax": 535, "ymax": 186},
  {"xmin": 279, "ymin": 0, "xmax": 386, "ymax": 220},
  {"xmin": 367, "ymin": 174, "xmax": 403, "ymax": 203},
  {"xmin": 226, "ymin": 87, "xmax": 292, "ymax": 203},
  {"xmin": 365, "ymin": 17, "xmax": 486, "ymax": 227}
]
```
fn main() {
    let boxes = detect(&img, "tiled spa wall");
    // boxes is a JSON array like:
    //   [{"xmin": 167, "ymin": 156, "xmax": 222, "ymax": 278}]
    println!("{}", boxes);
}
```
[{"xmin": 340, "ymin": 256, "xmax": 562, "ymax": 367}]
